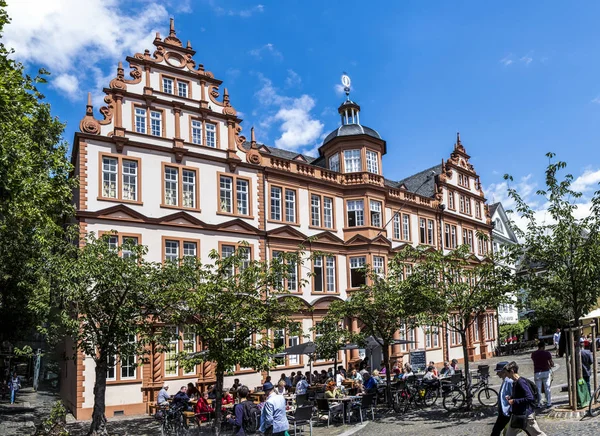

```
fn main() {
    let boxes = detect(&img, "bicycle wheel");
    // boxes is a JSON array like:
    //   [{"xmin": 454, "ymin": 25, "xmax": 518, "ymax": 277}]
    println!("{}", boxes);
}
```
[
  {"xmin": 424, "ymin": 388, "xmax": 438, "ymax": 407},
  {"xmin": 161, "ymin": 418, "xmax": 173, "ymax": 436},
  {"xmin": 478, "ymin": 387, "xmax": 498, "ymax": 407},
  {"xmin": 589, "ymin": 386, "xmax": 600, "ymax": 417},
  {"xmin": 175, "ymin": 414, "xmax": 189, "ymax": 436},
  {"xmin": 443, "ymin": 389, "xmax": 465, "ymax": 412},
  {"xmin": 393, "ymin": 390, "xmax": 407, "ymax": 413}
]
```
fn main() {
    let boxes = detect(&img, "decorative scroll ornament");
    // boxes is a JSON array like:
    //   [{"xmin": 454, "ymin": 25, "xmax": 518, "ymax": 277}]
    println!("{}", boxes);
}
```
[
  {"xmin": 98, "ymin": 95, "xmax": 115, "ymax": 125},
  {"xmin": 434, "ymin": 183, "xmax": 443, "ymax": 202},
  {"xmin": 79, "ymin": 92, "xmax": 101, "ymax": 135},
  {"xmin": 245, "ymin": 126, "xmax": 262, "ymax": 165}
]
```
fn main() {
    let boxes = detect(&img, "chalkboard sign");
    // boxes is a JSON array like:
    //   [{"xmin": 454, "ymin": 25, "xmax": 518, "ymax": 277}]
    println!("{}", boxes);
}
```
[{"xmin": 409, "ymin": 350, "xmax": 427, "ymax": 373}]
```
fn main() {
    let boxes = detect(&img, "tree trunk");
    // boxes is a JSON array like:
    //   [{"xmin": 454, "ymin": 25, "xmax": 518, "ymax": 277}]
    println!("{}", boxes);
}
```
[
  {"xmin": 460, "ymin": 331, "xmax": 472, "ymax": 410},
  {"xmin": 574, "ymin": 316, "xmax": 582, "ymax": 381},
  {"xmin": 212, "ymin": 368, "xmax": 224, "ymax": 436},
  {"xmin": 89, "ymin": 358, "xmax": 108, "ymax": 436},
  {"xmin": 382, "ymin": 342, "xmax": 392, "ymax": 406}
]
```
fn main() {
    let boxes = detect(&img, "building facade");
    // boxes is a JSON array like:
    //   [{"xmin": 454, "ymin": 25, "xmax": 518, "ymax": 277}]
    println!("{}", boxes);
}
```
[
  {"xmin": 490, "ymin": 202, "xmax": 520, "ymax": 325},
  {"xmin": 63, "ymin": 20, "xmax": 498, "ymax": 419}
]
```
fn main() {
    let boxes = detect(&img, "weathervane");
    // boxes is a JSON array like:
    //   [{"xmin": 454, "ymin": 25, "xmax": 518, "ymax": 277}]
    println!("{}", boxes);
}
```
[{"xmin": 341, "ymin": 72, "xmax": 351, "ymax": 99}]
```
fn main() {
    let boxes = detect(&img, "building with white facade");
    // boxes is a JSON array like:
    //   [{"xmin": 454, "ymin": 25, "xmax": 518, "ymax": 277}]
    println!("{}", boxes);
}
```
[{"xmin": 62, "ymin": 20, "xmax": 498, "ymax": 419}]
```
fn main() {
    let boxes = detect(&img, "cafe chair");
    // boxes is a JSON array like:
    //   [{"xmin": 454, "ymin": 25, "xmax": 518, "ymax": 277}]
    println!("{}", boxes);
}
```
[
  {"xmin": 289, "ymin": 405, "xmax": 313, "ymax": 435},
  {"xmin": 316, "ymin": 398, "xmax": 341, "ymax": 427},
  {"xmin": 353, "ymin": 393, "xmax": 376, "ymax": 424},
  {"xmin": 296, "ymin": 393, "xmax": 309, "ymax": 407}
]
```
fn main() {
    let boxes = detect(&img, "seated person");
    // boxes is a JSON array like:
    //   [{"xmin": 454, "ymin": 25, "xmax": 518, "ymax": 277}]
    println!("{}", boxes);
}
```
[
  {"xmin": 275, "ymin": 380, "xmax": 287, "ymax": 395},
  {"xmin": 440, "ymin": 361, "xmax": 455, "ymax": 377},
  {"xmin": 195, "ymin": 391, "xmax": 214, "ymax": 422},
  {"xmin": 428, "ymin": 361, "xmax": 439, "ymax": 377},
  {"xmin": 324, "ymin": 381, "xmax": 344, "ymax": 416},
  {"xmin": 186, "ymin": 382, "xmax": 200, "ymax": 399},
  {"xmin": 279, "ymin": 373, "xmax": 292, "ymax": 389},
  {"xmin": 423, "ymin": 366, "xmax": 439, "ymax": 384},
  {"xmin": 231, "ymin": 378, "xmax": 241, "ymax": 391},
  {"xmin": 207, "ymin": 384, "xmax": 217, "ymax": 400},
  {"xmin": 402, "ymin": 364, "xmax": 414, "ymax": 379},
  {"xmin": 371, "ymin": 370, "xmax": 383, "ymax": 384},
  {"xmin": 293, "ymin": 372, "xmax": 302, "ymax": 387},
  {"xmin": 222, "ymin": 390, "xmax": 234, "ymax": 405},
  {"xmin": 362, "ymin": 373, "xmax": 378, "ymax": 394},
  {"xmin": 295, "ymin": 374, "xmax": 309, "ymax": 395},
  {"xmin": 157, "ymin": 384, "xmax": 170, "ymax": 406},
  {"xmin": 320, "ymin": 370, "xmax": 328, "ymax": 383},
  {"xmin": 172, "ymin": 385, "xmax": 191, "ymax": 411},
  {"xmin": 451, "ymin": 359, "xmax": 459, "ymax": 372},
  {"xmin": 350, "ymin": 369, "xmax": 362, "ymax": 381}
]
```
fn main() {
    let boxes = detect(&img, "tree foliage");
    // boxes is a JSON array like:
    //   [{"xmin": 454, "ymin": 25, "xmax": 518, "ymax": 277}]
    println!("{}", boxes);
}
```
[
  {"xmin": 406, "ymin": 243, "xmax": 517, "ymax": 409},
  {"xmin": 156, "ymin": 245, "xmax": 304, "ymax": 435},
  {"xmin": 52, "ymin": 234, "xmax": 161, "ymax": 435},
  {"xmin": 0, "ymin": 1, "xmax": 75, "ymax": 343},
  {"xmin": 506, "ymin": 153, "xmax": 600, "ymax": 328},
  {"xmin": 499, "ymin": 319, "xmax": 530, "ymax": 340}
]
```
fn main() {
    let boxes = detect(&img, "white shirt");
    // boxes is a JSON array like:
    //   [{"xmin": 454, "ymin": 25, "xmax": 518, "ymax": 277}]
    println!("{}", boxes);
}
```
[{"xmin": 335, "ymin": 373, "xmax": 344, "ymax": 387}]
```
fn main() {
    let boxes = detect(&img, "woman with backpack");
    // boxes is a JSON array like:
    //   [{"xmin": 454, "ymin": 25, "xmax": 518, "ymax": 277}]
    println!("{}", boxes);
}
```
[
  {"xmin": 227, "ymin": 385, "xmax": 260, "ymax": 435},
  {"xmin": 503, "ymin": 361, "xmax": 547, "ymax": 436}
]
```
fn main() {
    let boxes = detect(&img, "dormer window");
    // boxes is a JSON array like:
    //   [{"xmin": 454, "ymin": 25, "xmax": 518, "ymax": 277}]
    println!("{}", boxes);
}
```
[
  {"xmin": 495, "ymin": 218, "xmax": 503, "ymax": 233},
  {"xmin": 329, "ymin": 153, "xmax": 340, "ymax": 172},
  {"xmin": 366, "ymin": 150, "xmax": 379, "ymax": 174},
  {"xmin": 344, "ymin": 149, "xmax": 361, "ymax": 173},
  {"xmin": 458, "ymin": 173, "xmax": 470, "ymax": 188}
]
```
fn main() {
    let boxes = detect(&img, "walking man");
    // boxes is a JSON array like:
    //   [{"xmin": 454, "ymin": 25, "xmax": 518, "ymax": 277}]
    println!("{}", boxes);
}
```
[
  {"xmin": 504, "ymin": 361, "xmax": 547, "ymax": 436},
  {"xmin": 259, "ymin": 382, "xmax": 289, "ymax": 436},
  {"xmin": 490, "ymin": 362, "xmax": 512, "ymax": 436},
  {"xmin": 531, "ymin": 342, "xmax": 553, "ymax": 407},
  {"xmin": 553, "ymin": 328, "xmax": 561, "ymax": 356}
]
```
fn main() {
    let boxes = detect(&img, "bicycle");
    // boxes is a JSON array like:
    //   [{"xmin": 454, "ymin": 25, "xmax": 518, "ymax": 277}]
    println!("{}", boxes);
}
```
[
  {"xmin": 442, "ymin": 371, "xmax": 498, "ymax": 411},
  {"xmin": 159, "ymin": 403, "xmax": 190, "ymax": 436},
  {"xmin": 588, "ymin": 384, "xmax": 600, "ymax": 417},
  {"xmin": 391, "ymin": 377, "xmax": 438, "ymax": 413}
]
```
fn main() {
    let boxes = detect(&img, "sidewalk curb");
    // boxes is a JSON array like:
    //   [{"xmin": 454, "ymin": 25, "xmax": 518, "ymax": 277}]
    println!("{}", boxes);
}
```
[{"xmin": 337, "ymin": 423, "xmax": 368, "ymax": 436}]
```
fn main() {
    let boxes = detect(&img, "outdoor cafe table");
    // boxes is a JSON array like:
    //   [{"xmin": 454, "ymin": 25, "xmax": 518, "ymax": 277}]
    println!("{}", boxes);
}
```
[{"xmin": 326, "ymin": 395, "xmax": 361, "ymax": 424}]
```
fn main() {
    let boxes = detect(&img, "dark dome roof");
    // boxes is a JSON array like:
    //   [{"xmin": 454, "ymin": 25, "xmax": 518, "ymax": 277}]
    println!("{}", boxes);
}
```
[{"xmin": 323, "ymin": 124, "xmax": 382, "ymax": 145}]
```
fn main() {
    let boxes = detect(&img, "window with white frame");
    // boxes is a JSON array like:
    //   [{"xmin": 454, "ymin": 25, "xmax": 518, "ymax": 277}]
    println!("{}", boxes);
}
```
[
  {"xmin": 165, "ymin": 240, "xmax": 179, "ymax": 262},
  {"xmin": 343, "ymin": 149, "xmax": 362, "ymax": 173},
  {"xmin": 349, "ymin": 256, "xmax": 366, "ymax": 288},
  {"xmin": 164, "ymin": 167, "xmax": 178, "ymax": 206},
  {"xmin": 370, "ymin": 200, "xmax": 382, "ymax": 227},
  {"xmin": 285, "ymin": 189, "xmax": 296, "ymax": 222},
  {"xmin": 206, "ymin": 123, "xmax": 216, "ymax": 148},
  {"xmin": 427, "ymin": 219, "xmax": 434, "ymax": 245},
  {"xmin": 288, "ymin": 326, "xmax": 300, "ymax": 366},
  {"xmin": 221, "ymin": 244, "xmax": 235, "ymax": 278},
  {"xmin": 183, "ymin": 241, "xmax": 197, "ymax": 258},
  {"xmin": 162, "ymin": 77, "xmax": 173, "ymax": 94},
  {"xmin": 219, "ymin": 175, "xmax": 250, "ymax": 216},
  {"xmin": 450, "ymin": 315, "xmax": 462, "ymax": 346},
  {"xmin": 419, "ymin": 218, "xmax": 426, "ymax": 244},
  {"xmin": 121, "ymin": 236, "xmax": 138, "ymax": 259},
  {"xmin": 107, "ymin": 354, "xmax": 116, "ymax": 380},
  {"xmin": 271, "ymin": 187, "xmax": 296, "ymax": 223},
  {"xmin": 459, "ymin": 195, "xmax": 465, "ymax": 213},
  {"xmin": 399, "ymin": 322, "xmax": 415, "ymax": 352},
  {"xmin": 445, "ymin": 224, "xmax": 458, "ymax": 249},
  {"xmin": 182, "ymin": 327, "xmax": 196, "ymax": 375},
  {"xmin": 271, "ymin": 187, "xmax": 282, "ymax": 221},
  {"xmin": 465, "ymin": 197, "xmax": 471, "ymax": 214},
  {"xmin": 273, "ymin": 328, "xmax": 285, "ymax": 366},
  {"xmin": 121, "ymin": 160, "xmax": 138, "ymax": 201},
  {"xmin": 329, "ymin": 153, "xmax": 340, "ymax": 172},
  {"xmin": 150, "ymin": 110, "xmax": 162, "ymax": 136},
  {"xmin": 236, "ymin": 179, "xmax": 249, "ymax": 215},
  {"xmin": 402, "ymin": 214, "xmax": 410, "ymax": 241},
  {"xmin": 448, "ymin": 191, "xmax": 455, "ymax": 209},
  {"xmin": 191, "ymin": 120, "xmax": 202, "ymax": 145},
  {"xmin": 366, "ymin": 150, "xmax": 379, "ymax": 174},
  {"xmin": 165, "ymin": 327, "xmax": 179, "ymax": 376},
  {"xmin": 475, "ymin": 202, "xmax": 481, "ymax": 218},
  {"xmin": 220, "ymin": 176, "xmax": 232, "ymax": 213},
  {"xmin": 373, "ymin": 256, "xmax": 385, "ymax": 277},
  {"xmin": 323, "ymin": 197, "xmax": 333, "ymax": 228},
  {"xmin": 473, "ymin": 316, "xmax": 480, "ymax": 342},
  {"xmin": 182, "ymin": 169, "xmax": 196, "ymax": 208},
  {"xmin": 311, "ymin": 194, "xmax": 321, "ymax": 227},
  {"xmin": 347, "ymin": 200, "xmax": 364, "ymax": 227},
  {"xmin": 424, "ymin": 325, "xmax": 439, "ymax": 349},
  {"xmin": 134, "ymin": 107, "xmax": 146, "ymax": 134},
  {"xmin": 177, "ymin": 81, "xmax": 188, "ymax": 98},
  {"xmin": 393, "ymin": 214, "xmax": 401, "ymax": 239},
  {"xmin": 273, "ymin": 251, "xmax": 297, "ymax": 292},
  {"xmin": 313, "ymin": 256, "xmax": 337, "ymax": 293},
  {"xmin": 120, "ymin": 334, "xmax": 136, "ymax": 379},
  {"xmin": 102, "ymin": 157, "xmax": 118, "ymax": 199}
]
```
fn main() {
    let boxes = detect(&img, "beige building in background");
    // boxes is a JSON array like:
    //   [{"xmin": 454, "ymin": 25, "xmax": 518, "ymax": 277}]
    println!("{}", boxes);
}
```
[{"xmin": 63, "ymin": 20, "xmax": 497, "ymax": 419}]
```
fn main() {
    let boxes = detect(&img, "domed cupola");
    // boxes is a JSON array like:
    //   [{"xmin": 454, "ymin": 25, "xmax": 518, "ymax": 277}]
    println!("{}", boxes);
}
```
[{"xmin": 319, "ymin": 74, "xmax": 386, "ymax": 174}]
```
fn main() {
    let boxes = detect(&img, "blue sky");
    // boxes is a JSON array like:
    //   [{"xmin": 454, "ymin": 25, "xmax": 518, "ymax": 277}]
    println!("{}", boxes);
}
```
[{"xmin": 5, "ymin": 0, "xmax": 600, "ymax": 219}]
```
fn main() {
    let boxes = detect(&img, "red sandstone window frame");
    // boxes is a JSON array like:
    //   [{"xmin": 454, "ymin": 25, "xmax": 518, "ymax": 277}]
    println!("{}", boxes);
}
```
[
  {"xmin": 161, "ymin": 236, "xmax": 201, "ymax": 264},
  {"xmin": 160, "ymin": 162, "xmax": 201, "ymax": 212},
  {"xmin": 98, "ymin": 153, "xmax": 143, "ymax": 205},
  {"xmin": 159, "ymin": 73, "xmax": 193, "ymax": 99},
  {"xmin": 268, "ymin": 183, "xmax": 299, "ymax": 226},
  {"xmin": 311, "ymin": 255, "xmax": 339, "ymax": 294},
  {"xmin": 216, "ymin": 173, "xmax": 253, "ymax": 218},
  {"xmin": 130, "ymin": 103, "xmax": 167, "ymax": 138},
  {"xmin": 308, "ymin": 191, "xmax": 336, "ymax": 231}
]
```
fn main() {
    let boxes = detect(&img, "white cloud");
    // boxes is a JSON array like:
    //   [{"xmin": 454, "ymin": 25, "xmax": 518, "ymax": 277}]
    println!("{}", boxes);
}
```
[
  {"xmin": 52, "ymin": 73, "xmax": 80, "ymax": 100},
  {"xmin": 4, "ymin": 0, "xmax": 169, "ymax": 101},
  {"xmin": 285, "ymin": 69, "xmax": 301, "ymax": 88},
  {"xmin": 255, "ymin": 75, "xmax": 324, "ymax": 152},
  {"xmin": 207, "ymin": 1, "xmax": 264, "ymax": 18},
  {"xmin": 500, "ymin": 55, "xmax": 513, "ymax": 66},
  {"xmin": 591, "ymin": 96, "xmax": 600, "ymax": 104},
  {"xmin": 520, "ymin": 55, "xmax": 533, "ymax": 66},
  {"xmin": 571, "ymin": 169, "xmax": 600, "ymax": 192},
  {"xmin": 249, "ymin": 43, "xmax": 283, "ymax": 60}
]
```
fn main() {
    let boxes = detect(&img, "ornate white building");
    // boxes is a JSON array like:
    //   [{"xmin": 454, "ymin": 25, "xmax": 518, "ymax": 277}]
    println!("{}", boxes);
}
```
[{"xmin": 62, "ymin": 20, "xmax": 498, "ymax": 419}]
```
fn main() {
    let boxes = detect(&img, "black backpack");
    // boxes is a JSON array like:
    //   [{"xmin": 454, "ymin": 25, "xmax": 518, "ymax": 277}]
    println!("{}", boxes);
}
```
[
  {"xmin": 241, "ymin": 400, "xmax": 260, "ymax": 434},
  {"xmin": 522, "ymin": 377, "xmax": 540, "ymax": 407}
]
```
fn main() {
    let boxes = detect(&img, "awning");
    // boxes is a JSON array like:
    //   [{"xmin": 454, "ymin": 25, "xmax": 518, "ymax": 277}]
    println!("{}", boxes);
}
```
[{"xmin": 581, "ymin": 308, "xmax": 600, "ymax": 320}]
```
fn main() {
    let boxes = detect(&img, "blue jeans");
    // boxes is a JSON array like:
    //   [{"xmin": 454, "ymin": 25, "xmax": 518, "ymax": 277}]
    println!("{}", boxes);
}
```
[{"xmin": 10, "ymin": 388, "xmax": 16, "ymax": 403}]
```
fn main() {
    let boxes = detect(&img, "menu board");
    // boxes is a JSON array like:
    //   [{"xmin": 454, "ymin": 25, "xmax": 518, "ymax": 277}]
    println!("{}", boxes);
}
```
[{"xmin": 409, "ymin": 350, "xmax": 427, "ymax": 373}]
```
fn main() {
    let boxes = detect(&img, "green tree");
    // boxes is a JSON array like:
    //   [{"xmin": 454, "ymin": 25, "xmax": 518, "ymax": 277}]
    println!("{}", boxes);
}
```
[
  {"xmin": 406, "ymin": 244, "xmax": 516, "ymax": 409},
  {"xmin": 505, "ymin": 153, "xmax": 600, "ymax": 379},
  {"xmin": 52, "ymin": 234, "xmax": 160, "ymax": 435},
  {"xmin": 323, "ymin": 255, "xmax": 426, "ymax": 405},
  {"xmin": 0, "ymin": 1, "xmax": 75, "ymax": 343},
  {"xmin": 156, "ymin": 245, "xmax": 304, "ymax": 435}
]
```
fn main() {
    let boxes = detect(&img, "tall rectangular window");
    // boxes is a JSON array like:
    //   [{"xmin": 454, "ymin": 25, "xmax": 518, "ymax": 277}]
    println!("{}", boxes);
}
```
[
  {"xmin": 134, "ymin": 107, "xmax": 146, "ymax": 134},
  {"xmin": 465, "ymin": 197, "xmax": 471, "ymax": 214},
  {"xmin": 150, "ymin": 110, "xmax": 162, "ymax": 136},
  {"xmin": 427, "ymin": 220, "xmax": 434, "ymax": 245},
  {"xmin": 273, "ymin": 251, "xmax": 297, "ymax": 292},
  {"xmin": 107, "ymin": 354, "xmax": 116, "ymax": 380},
  {"xmin": 220, "ymin": 176, "xmax": 232, "ymax": 213},
  {"xmin": 323, "ymin": 197, "xmax": 333, "ymax": 228},
  {"xmin": 165, "ymin": 240, "xmax": 179, "ymax": 262},
  {"xmin": 419, "ymin": 218, "xmax": 426, "ymax": 244},
  {"xmin": 402, "ymin": 214, "xmax": 410, "ymax": 241},
  {"xmin": 451, "ymin": 225, "xmax": 457, "ymax": 248},
  {"xmin": 177, "ymin": 81, "xmax": 188, "ymax": 98},
  {"xmin": 366, "ymin": 150, "xmax": 379, "ymax": 174},
  {"xmin": 349, "ymin": 256, "xmax": 366, "ymax": 288},
  {"xmin": 191, "ymin": 120, "xmax": 202, "ymax": 145},
  {"xmin": 183, "ymin": 241, "xmax": 197, "ymax": 258},
  {"xmin": 182, "ymin": 327, "xmax": 196, "ymax": 375},
  {"xmin": 459, "ymin": 195, "xmax": 465, "ymax": 213},
  {"xmin": 285, "ymin": 189, "xmax": 296, "ymax": 222},
  {"xmin": 314, "ymin": 256, "xmax": 336, "ymax": 293},
  {"xmin": 373, "ymin": 256, "xmax": 385, "ymax": 276},
  {"xmin": 343, "ymin": 149, "xmax": 361, "ymax": 173},
  {"xmin": 448, "ymin": 191, "xmax": 455, "ymax": 209},
  {"xmin": 311, "ymin": 195, "xmax": 321, "ymax": 227},
  {"xmin": 206, "ymin": 123, "xmax": 216, "ymax": 148},
  {"xmin": 475, "ymin": 202, "xmax": 482, "ymax": 218},
  {"xmin": 271, "ymin": 186, "xmax": 282, "ymax": 221},
  {"xmin": 182, "ymin": 169, "xmax": 196, "ymax": 208},
  {"xmin": 313, "ymin": 257, "xmax": 323, "ymax": 292},
  {"xmin": 287, "ymin": 328, "xmax": 300, "ymax": 365},
  {"xmin": 347, "ymin": 200, "xmax": 364, "ymax": 227},
  {"xmin": 164, "ymin": 167, "xmax": 178, "ymax": 206},
  {"xmin": 445, "ymin": 224, "xmax": 451, "ymax": 248},
  {"xmin": 329, "ymin": 153, "xmax": 340, "ymax": 172},
  {"xmin": 165, "ymin": 327, "xmax": 178, "ymax": 376},
  {"xmin": 120, "ymin": 334, "xmax": 136, "ymax": 379},
  {"xmin": 474, "ymin": 317, "xmax": 480, "ymax": 342},
  {"xmin": 393, "ymin": 214, "xmax": 401, "ymax": 239},
  {"xmin": 162, "ymin": 77, "xmax": 173, "ymax": 94},
  {"xmin": 122, "ymin": 160, "xmax": 138, "ymax": 201},
  {"xmin": 370, "ymin": 200, "xmax": 382, "ymax": 227},
  {"xmin": 325, "ymin": 256, "xmax": 336, "ymax": 292},
  {"xmin": 121, "ymin": 236, "xmax": 138, "ymax": 259},
  {"xmin": 102, "ymin": 157, "xmax": 118, "ymax": 199},
  {"xmin": 236, "ymin": 179, "xmax": 248, "ymax": 215},
  {"xmin": 221, "ymin": 244, "xmax": 235, "ymax": 278}
]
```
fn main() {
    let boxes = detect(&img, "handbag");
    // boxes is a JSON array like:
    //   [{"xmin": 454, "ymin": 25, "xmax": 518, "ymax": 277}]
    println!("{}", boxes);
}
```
[{"xmin": 510, "ymin": 414, "xmax": 527, "ymax": 429}]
